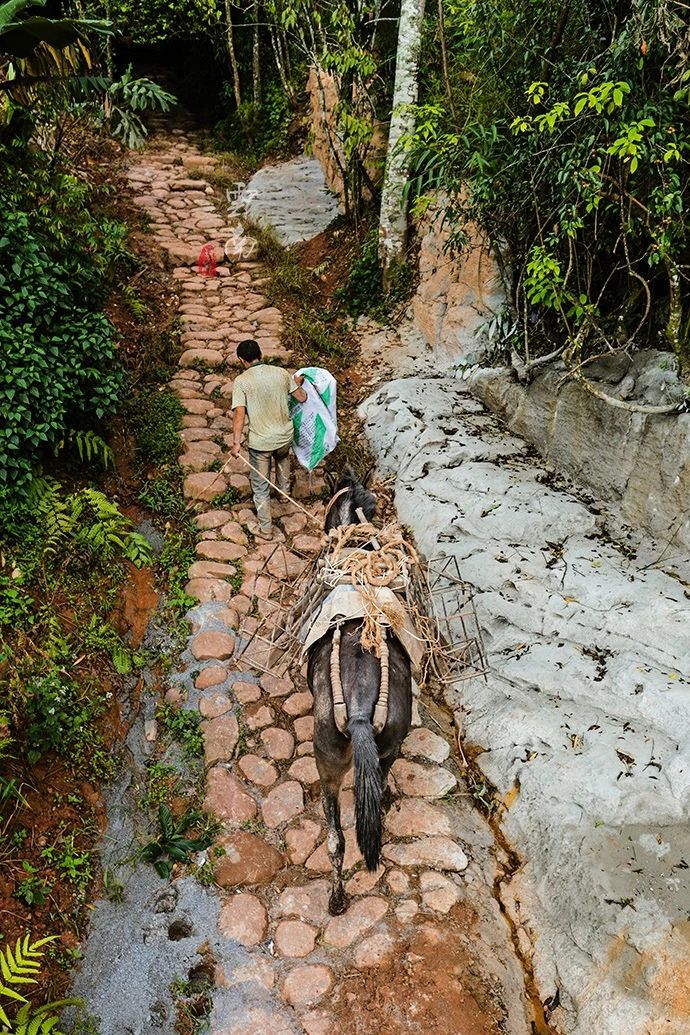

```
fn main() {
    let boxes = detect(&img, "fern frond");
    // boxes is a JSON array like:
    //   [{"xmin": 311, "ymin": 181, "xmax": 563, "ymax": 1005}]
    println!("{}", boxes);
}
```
[
  {"xmin": 111, "ymin": 645, "xmax": 132, "ymax": 675},
  {"xmin": 7, "ymin": 941, "xmax": 38, "ymax": 978},
  {"xmin": 36, "ymin": 486, "xmax": 152, "ymax": 569},
  {"xmin": 0, "ymin": 981, "xmax": 29, "ymax": 1006},
  {"xmin": 0, "ymin": 935, "xmax": 60, "ymax": 1024},
  {"xmin": 0, "ymin": 947, "xmax": 36, "ymax": 983},
  {"xmin": 13, "ymin": 996, "xmax": 78, "ymax": 1035},
  {"xmin": 26, "ymin": 477, "xmax": 61, "ymax": 508},
  {"xmin": 54, "ymin": 430, "xmax": 114, "ymax": 469}
]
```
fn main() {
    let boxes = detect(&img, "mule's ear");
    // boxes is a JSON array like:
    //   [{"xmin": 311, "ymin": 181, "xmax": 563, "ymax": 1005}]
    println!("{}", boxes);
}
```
[
  {"xmin": 361, "ymin": 465, "xmax": 376, "ymax": 488},
  {"xmin": 324, "ymin": 470, "xmax": 337, "ymax": 493}
]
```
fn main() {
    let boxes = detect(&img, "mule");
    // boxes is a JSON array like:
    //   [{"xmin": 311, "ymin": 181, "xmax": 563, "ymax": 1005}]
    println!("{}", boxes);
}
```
[{"xmin": 307, "ymin": 467, "xmax": 412, "ymax": 915}]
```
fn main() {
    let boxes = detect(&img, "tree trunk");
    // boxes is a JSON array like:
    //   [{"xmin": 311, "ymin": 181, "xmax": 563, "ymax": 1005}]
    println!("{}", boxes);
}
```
[
  {"xmin": 378, "ymin": 0, "xmax": 426, "ymax": 289},
  {"xmin": 437, "ymin": 0, "xmax": 456, "ymax": 124},
  {"xmin": 252, "ymin": 0, "xmax": 262, "ymax": 106},
  {"xmin": 665, "ymin": 256, "xmax": 688, "ymax": 372},
  {"xmin": 100, "ymin": 0, "xmax": 115, "ymax": 79},
  {"xmin": 282, "ymin": 27, "xmax": 292, "ymax": 79},
  {"xmin": 270, "ymin": 26, "xmax": 292, "ymax": 101},
  {"xmin": 224, "ymin": 0, "xmax": 242, "ymax": 109}
]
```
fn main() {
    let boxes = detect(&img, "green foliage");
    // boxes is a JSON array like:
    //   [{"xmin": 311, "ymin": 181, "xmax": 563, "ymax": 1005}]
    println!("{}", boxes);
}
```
[
  {"xmin": 40, "ymin": 835, "xmax": 92, "ymax": 890},
  {"xmin": 0, "ymin": 576, "xmax": 33, "ymax": 630},
  {"xmin": 138, "ymin": 476, "xmax": 186, "ymax": 521},
  {"xmin": 0, "ymin": 777, "xmax": 25, "ymax": 808},
  {"xmin": 215, "ymin": 82, "xmax": 292, "ymax": 160},
  {"xmin": 524, "ymin": 246, "xmax": 564, "ymax": 310},
  {"xmin": 253, "ymin": 223, "xmax": 349, "ymax": 365},
  {"xmin": 121, "ymin": 283, "xmax": 147, "ymax": 321},
  {"xmin": 74, "ymin": 67, "xmax": 177, "ymax": 148},
  {"xmin": 157, "ymin": 531, "xmax": 196, "ymax": 617},
  {"xmin": 35, "ymin": 484, "xmax": 152, "ymax": 569},
  {"xmin": 106, "ymin": 66, "xmax": 176, "ymax": 148},
  {"xmin": 140, "ymin": 804, "xmax": 212, "ymax": 879},
  {"xmin": 0, "ymin": 0, "xmax": 108, "ymax": 56},
  {"xmin": 270, "ymin": 0, "xmax": 382, "ymax": 217},
  {"xmin": 96, "ymin": 0, "xmax": 219, "ymax": 45},
  {"xmin": 290, "ymin": 313, "xmax": 344, "ymax": 362},
  {"xmin": 0, "ymin": 129, "xmax": 140, "ymax": 495},
  {"xmin": 0, "ymin": 932, "xmax": 76, "ymax": 1032},
  {"xmin": 13, "ymin": 863, "xmax": 51, "ymax": 907},
  {"xmin": 408, "ymin": 0, "xmax": 690, "ymax": 367},
  {"xmin": 143, "ymin": 762, "xmax": 181, "ymax": 807},
  {"xmin": 337, "ymin": 230, "xmax": 381, "ymax": 316},
  {"xmin": 157, "ymin": 703, "xmax": 204, "ymax": 759},
  {"xmin": 1, "ymin": 480, "xmax": 149, "ymax": 778},
  {"xmin": 0, "ymin": 148, "xmax": 134, "ymax": 286},
  {"xmin": 209, "ymin": 487, "xmax": 241, "ymax": 509},
  {"xmin": 82, "ymin": 616, "xmax": 146, "ymax": 675},
  {"xmin": 169, "ymin": 964, "xmax": 213, "ymax": 1032},
  {"xmin": 337, "ymin": 228, "xmax": 414, "ymax": 319},
  {"xmin": 53, "ymin": 430, "xmax": 114, "ymax": 470},
  {"xmin": 192, "ymin": 860, "xmax": 215, "ymax": 886},
  {"xmin": 22, "ymin": 672, "xmax": 107, "ymax": 767},
  {"xmin": 0, "ymin": 206, "xmax": 122, "ymax": 495},
  {"xmin": 127, "ymin": 388, "xmax": 184, "ymax": 469}
]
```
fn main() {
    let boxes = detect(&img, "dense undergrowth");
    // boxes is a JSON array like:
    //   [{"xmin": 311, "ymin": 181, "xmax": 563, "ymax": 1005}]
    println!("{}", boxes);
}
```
[
  {"xmin": 0, "ymin": 136, "xmax": 152, "ymax": 770},
  {"xmin": 407, "ymin": 0, "xmax": 690, "ymax": 373}
]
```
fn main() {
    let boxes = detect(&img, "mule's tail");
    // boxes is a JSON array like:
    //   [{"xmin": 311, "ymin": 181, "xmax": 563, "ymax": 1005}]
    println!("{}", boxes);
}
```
[{"xmin": 349, "ymin": 716, "xmax": 383, "ymax": 871}]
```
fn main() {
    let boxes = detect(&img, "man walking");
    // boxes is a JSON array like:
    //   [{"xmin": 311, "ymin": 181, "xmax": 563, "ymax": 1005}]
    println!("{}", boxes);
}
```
[{"xmin": 231, "ymin": 339, "xmax": 307, "ymax": 537}]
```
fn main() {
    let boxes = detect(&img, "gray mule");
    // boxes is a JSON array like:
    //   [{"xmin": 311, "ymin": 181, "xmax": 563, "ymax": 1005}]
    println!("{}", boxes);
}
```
[{"xmin": 307, "ymin": 467, "xmax": 412, "ymax": 915}]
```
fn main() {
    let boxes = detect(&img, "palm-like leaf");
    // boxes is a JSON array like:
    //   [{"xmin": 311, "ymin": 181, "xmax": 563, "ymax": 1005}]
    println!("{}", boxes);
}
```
[
  {"xmin": 0, "ymin": 0, "xmax": 110, "ymax": 57},
  {"xmin": 0, "ymin": 0, "xmax": 37, "ymax": 29},
  {"xmin": 0, "ymin": 0, "xmax": 111, "ymax": 113},
  {"xmin": 1, "ymin": 15, "xmax": 109, "ymax": 56}
]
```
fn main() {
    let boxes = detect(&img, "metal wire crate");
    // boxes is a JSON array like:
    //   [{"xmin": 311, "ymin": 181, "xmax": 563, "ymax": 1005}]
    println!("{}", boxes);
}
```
[
  {"xmin": 233, "ymin": 543, "xmax": 322, "ymax": 677},
  {"xmin": 407, "ymin": 554, "xmax": 488, "ymax": 686},
  {"xmin": 234, "ymin": 542, "xmax": 488, "ymax": 686}
]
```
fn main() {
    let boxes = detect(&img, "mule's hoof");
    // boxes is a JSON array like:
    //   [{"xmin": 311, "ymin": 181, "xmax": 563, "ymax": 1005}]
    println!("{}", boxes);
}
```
[{"xmin": 328, "ymin": 892, "xmax": 348, "ymax": 916}]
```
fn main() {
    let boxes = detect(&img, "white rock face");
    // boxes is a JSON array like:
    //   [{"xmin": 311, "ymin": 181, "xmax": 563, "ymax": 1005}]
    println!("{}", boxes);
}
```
[
  {"xmin": 236, "ymin": 157, "xmax": 341, "ymax": 245},
  {"xmin": 360, "ymin": 371, "xmax": 690, "ymax": 1035},
  {"xmin": 470, "ymin": 357, "xmax": 690, "ymax": 551}
]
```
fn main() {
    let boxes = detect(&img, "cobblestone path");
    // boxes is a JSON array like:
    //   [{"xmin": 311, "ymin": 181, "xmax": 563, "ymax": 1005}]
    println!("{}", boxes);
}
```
[{"xmin": 124, "ymin": 130, "xmax": 533, "ymax": 1035}]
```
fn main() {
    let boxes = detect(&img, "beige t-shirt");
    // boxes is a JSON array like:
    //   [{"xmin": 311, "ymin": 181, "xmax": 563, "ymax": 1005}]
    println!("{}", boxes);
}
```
[{"xmin": 231, "ymin": 363, "xmax": 298, "ymax": 452}]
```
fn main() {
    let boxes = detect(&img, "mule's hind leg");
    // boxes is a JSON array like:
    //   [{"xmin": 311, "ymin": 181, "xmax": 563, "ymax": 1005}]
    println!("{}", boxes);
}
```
[
  {"xmin": 379, "ymin": 755, "xmax": 395, "ymax": 813},
  {"xmin": 320, "ymin": 773, "xmax": 348, "ymax": 916}
]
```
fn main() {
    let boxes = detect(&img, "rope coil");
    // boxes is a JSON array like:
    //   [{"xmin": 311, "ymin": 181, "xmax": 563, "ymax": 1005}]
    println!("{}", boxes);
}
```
[
  {"xmin": 321, "ymin": 520, "xmax": 418, "ymax": 656},
  {"xmin": 330, "ymin": 625, "xmax": 348, "ymax": 734},
  {"xmin": 321, "ymin": 521, "xmax": 415, "ymax": 738}
]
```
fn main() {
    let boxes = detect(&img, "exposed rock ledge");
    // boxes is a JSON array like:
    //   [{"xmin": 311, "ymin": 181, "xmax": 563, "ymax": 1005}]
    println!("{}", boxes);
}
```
[
  {"xmin": 469, "ymin": 355, "xmax": 690, "ymax": 552},
  {"xmin": 406, "ymin": 204, "xmax": 690, "ymax": 552},
  {"xmin": 358, "ymin": 352, "xmax": 690, "ymax": 1035}
]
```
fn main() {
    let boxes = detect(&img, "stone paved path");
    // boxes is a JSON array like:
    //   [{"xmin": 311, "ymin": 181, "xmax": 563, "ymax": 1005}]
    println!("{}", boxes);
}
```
[{"xmin": 122, "ymin": 131, "xmax": 533, "ymax": 1035}]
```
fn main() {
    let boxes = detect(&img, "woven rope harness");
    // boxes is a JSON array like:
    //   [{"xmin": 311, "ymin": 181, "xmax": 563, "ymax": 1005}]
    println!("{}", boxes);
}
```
[
  {"xmin": 325, "ymin": 512, "xmax": 416, "ymax": 737},
  {"xmin": 330, "ymin": 624, "xmax": 390, "ymax": 736}
]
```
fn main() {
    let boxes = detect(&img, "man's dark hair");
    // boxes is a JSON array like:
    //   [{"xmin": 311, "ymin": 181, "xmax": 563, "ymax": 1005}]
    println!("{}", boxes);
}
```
[{"xmin": 237, "ymin": 339, "xmax": 261, "ymax": 363}]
